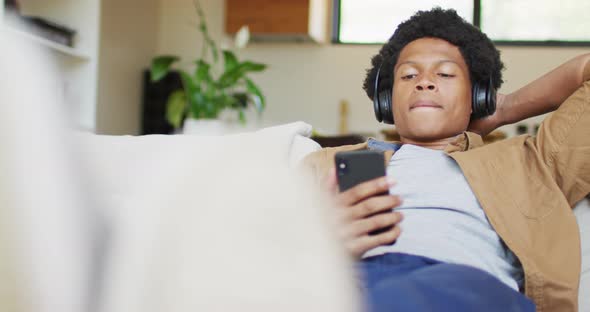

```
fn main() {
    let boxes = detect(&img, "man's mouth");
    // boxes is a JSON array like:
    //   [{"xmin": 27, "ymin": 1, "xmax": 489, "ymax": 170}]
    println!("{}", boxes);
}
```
[{"xmin": 410, "ymin": 100, "xmax": 443, "ymax": 110}]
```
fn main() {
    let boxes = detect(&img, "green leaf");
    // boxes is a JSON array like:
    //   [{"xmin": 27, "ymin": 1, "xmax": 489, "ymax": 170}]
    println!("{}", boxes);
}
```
[
  {"xmin": 205, "ymin": 87, "xmax": 216, "ymax": 99},
  {"xmin": 244, "ymin": 78, "xmax": 265, "ymax": 112},
  {"xmin": 217, "ymin": 71, "xmax": 241, "ymax": 88},
  {"xmin": 194, "ymin": 60, "xmax": 211, "ymax": 84},
  {"xmin": 239, "ymin": 61, "xmax": 267, "ymax": 72},
  {"xmin": 218, "ymin": 61, "xmax": 267, "ymax": 88},
  {"xmin": 166, "ymin": 90, "xmax": 187, "ymax": 128},
  {"xmin": 179, "ymin": 70, "xmax": 199, "ymax": 105},
  {"xmin": 151, "ymin": 55, "xmax": 179, "ymax": 82},
  {"xmin": 178, "ymin": 69, "xmax": 210, "ymax": 119},
  {"xmin": 222, "ymin": 50, "xmax": 239, "ymax": 72},
  {"xmin": 238, "ymin": 110, "xmax": 246, "ymax": 124},
  {"xmin": 179, "ymin": 70, "xmax": 196, "ymax": 91},
  {"xmin": 201, "ymin": 94, "xmax": 221, "ymax": 119},
  {"xmin": 189, "ymin": 92, "xmax": 206, "ymax": 119}
]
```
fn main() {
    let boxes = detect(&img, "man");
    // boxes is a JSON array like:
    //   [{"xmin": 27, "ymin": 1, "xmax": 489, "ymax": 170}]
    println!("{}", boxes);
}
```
[{"xmin": 304, "ymin": 8, "xmax": 590, "ymax": 312}]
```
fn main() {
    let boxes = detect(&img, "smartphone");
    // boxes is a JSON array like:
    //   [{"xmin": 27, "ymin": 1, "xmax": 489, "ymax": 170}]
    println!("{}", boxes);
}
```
[{"xmin": 335, "ymin": 150, "xmax": 393, "ymax": 235}]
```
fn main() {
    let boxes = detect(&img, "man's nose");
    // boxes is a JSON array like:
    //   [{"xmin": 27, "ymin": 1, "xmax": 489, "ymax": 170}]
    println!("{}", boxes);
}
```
[{"xmin": 415, "ymin": 76, "xmax": 437, "ymax": 91}]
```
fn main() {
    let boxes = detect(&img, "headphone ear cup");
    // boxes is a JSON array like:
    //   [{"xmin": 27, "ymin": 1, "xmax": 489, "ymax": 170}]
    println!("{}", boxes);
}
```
[
  {"xmin": 373, "ymin": 88, "xmax": 394, "ymax": 124},
  {"xmin": 373, "ymin": 89, "xmax": 384, "ymax": 122},
  {"xmin": 485, "ymin": 79, "xmax": 497, "ymax": 116},
  {"xmin": 372, "ymin": 63, "xmax": 395, "ymax": 125},
  {"xmin": 471, "ymin": 79, "xmax": 496, "ymax": 119},
  {"xmin": 379, "ymin": 89, "xmax": 394, "ymax": 124}
]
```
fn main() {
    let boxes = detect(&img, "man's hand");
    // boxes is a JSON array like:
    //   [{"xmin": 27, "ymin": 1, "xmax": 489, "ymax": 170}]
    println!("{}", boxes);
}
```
[
  {"xmin": 326, "ymin": 170, "xmax": 403, "ymax": 259},
  {"xmin": 467, "ymin": 93, "xmax": 508, "ymax": 136}
]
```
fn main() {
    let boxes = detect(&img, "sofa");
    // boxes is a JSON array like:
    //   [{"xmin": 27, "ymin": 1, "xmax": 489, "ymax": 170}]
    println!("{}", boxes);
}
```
[
  {"xmin": 79, "ymin": 122, "xmax": 363, "ymax": 312},
  {"xmin": 79, "ymin": 124, "xmax": 590, "ymax": 312}
]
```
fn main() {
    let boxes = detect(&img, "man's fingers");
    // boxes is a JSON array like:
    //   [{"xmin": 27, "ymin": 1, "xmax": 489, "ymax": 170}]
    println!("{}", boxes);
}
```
[
  {"xmin": 325, "ymin": 167, "xmax": 338, "ymax": 195},
  {"xmin": 347, "ymin": 226, "xmax": 402, "ymax": 258},
  {"xmin": 329, "ymin": 173, "xmax": 401, "ymax": 259},
  {"xmin": 343, "ymin": 212, "xmax": 403, "ymax": 238},
  {"xmin": 338, "ymin": 176, "xmax": 396, "ymax": 206},
  {"xmin": 343, "ymin": 195, "xmax": 402, "ymax": 221}
]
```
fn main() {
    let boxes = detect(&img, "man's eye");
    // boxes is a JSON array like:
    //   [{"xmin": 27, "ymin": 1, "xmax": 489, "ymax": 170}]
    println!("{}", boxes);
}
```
[
  {"xmin": 401, "ymin": 74, "xmax": 416, "ymax": 80},
  {"xmin": 438, "ymin": 73, "xmax": 455, "ymax": 78}
]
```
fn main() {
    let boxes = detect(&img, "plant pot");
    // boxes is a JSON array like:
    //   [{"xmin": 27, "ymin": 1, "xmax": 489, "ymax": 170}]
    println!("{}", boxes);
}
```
[
  {"xmin": 182, "ymin": 119, "xmax": 230, "ymax": 135},
  {"xmin": 182, "ymin": 111, "xmax": 262, "ymax": 135}
]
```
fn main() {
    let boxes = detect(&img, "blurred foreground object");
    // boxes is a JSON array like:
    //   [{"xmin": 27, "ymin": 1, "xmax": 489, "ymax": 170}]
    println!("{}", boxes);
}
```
[
  {"xmin": 0, "ymin": 26, "xmax": 360, "ymax": 311},
  {"xmin": 79, "ymin": 122, "xmax": 360, "ymax": 312},
  {"xmin": 0, "ymin": 27, "xmax": 93, "ymax": 312}
]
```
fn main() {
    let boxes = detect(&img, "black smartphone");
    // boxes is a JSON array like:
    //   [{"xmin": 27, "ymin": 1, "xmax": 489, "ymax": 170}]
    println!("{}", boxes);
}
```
[{"xmin": 335, "ymin": 150, "xmax": 393, "ymax": 235}]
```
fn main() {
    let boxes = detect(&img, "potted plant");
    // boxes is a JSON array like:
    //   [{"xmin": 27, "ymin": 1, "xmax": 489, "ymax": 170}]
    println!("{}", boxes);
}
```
[{"xmin": 150, "ymin": 0, "xmax": 267, "ymax": 134}]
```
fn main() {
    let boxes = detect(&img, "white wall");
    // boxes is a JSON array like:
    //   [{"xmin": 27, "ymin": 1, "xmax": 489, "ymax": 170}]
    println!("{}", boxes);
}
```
[
  {"xmin": 147, "ymin": 0, "xmax": 590, "ymax": 136},
  {"xmin": 97, "ymin": 0, "xmax": 159, "ymax": 135}
]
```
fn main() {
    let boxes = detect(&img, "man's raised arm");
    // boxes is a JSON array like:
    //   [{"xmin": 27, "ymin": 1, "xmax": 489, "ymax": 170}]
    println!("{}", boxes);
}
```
[
  {"xmin": 499, "ymin": 53, "xmax": 590, "ymax": 126},
  {"xmin": 469, "ymin": 54, "xmax": 590, "ymax": 135}
]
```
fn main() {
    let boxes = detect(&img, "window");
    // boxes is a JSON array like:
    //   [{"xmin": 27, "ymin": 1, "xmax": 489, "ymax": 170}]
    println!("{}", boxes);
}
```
[
  {"xmin": 481, "ymin": 0, "xmax": 590, "ymax": 43},
  {"xmin": 334, "ymin": 0, "xmax": 590, "ymax": 45}
]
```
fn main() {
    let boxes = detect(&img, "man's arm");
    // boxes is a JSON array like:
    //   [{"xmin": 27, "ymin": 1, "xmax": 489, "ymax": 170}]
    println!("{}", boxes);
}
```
[
  {"xmin": 530, "ymin": 55, "xmax": 590, "ymax": 206},
  {"xmin": 498, "ymin": 53, "xmax": 590, "ymax": 126},
  {"xmin": 469, "ymin": 53, "xmax": 590, "ymax": 135}
]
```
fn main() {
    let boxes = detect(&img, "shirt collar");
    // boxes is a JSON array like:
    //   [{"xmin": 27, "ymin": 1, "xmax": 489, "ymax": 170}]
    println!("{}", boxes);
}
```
[
  {"xmin": 444, "ymin": 131, "xmax": 485, "ymax": 153},
  {"xmin": 369, "ymin": 131, "xmax": 484, "ymax": 154},
  {"xmin": 367, "ymin": 138, "xmax": 402, "ymax": 152}
]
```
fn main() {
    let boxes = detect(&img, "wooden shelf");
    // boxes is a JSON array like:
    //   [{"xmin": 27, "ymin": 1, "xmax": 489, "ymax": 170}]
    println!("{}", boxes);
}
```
[
  {"xmin": 1, "ymin": 0, "xmax": 100, "ymax": 131},
  {"xmin": 4, "ymin": 26, "xmax": 90, "ymax": 60}
]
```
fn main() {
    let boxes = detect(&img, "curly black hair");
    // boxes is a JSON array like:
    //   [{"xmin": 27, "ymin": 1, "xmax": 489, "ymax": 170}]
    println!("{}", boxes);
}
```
[{"xmin": 362, "ymin": 7, "xmax": 504, "ymax": 101}]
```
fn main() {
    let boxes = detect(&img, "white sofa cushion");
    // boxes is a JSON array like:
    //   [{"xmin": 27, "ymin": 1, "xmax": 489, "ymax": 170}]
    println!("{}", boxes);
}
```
[
  {"xmin": 81, "ymin": 127, "xmax": 590, "ymax": 312},
  {"xmin": 574, "ymin": 199, "xmax": 590, "ymax": 311},
  {"xmin": 78, "ymin": 123, "xmax": 361, "ymax": 312}
]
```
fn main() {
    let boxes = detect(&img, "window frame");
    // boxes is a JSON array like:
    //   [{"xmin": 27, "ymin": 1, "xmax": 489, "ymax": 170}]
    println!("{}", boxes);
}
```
[{"xmin": 332, "ymin": 0, "xmax": 590, "ymax": 46}]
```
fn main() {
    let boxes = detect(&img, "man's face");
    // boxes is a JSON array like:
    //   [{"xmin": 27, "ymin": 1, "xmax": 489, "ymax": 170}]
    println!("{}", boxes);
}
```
[{"xmin": 391, "ymin": 37, "xmax": 472, "ymax": 142}]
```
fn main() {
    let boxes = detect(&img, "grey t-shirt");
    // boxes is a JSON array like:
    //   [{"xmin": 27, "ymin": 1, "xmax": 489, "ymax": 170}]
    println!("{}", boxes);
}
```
[{"xmin": 363, "ymin": 143, "xmax": 524, "ymax": 291}]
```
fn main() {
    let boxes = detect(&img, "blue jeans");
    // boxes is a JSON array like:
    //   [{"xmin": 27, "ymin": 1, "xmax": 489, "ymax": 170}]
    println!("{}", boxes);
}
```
[{"xmin": 357, "ymin": 253, "xmax": 535, "ymax": 312}]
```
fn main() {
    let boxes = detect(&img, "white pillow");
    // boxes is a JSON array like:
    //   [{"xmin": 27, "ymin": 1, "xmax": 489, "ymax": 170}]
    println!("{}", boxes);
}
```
[
  {"xmin": 574, "ymin": 199, "xmax": 590, "ymax": 311},
  {"xmin": 78, "ymin": 124, "xmax": 357, "ymax": 312},
  {"xmin": 77, "ymin": 122, "xmax": 320, "ymax": 220}
]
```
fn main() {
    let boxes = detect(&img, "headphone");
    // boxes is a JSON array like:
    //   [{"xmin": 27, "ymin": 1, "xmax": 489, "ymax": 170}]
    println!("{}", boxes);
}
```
[{"xmin": 373, "ymin": 63, "xmax": 496, "ymax": 124}]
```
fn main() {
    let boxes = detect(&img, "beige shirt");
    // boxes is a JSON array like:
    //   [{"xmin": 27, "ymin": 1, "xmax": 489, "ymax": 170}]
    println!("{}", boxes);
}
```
[{"xmin": 304, "ymin": 81, "xmax": 590, "ymax": 312}]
